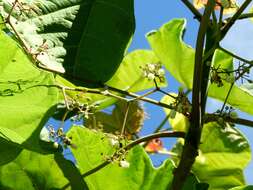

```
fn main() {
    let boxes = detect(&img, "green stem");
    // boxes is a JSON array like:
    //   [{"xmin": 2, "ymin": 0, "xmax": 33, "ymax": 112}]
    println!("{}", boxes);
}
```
[
  {"xmin": 171, "ymin": 1, "xmax": 215, "ymax": 189},
  {"xmin": 218, "ymin": 46, "xmax": 253, "ymax": 65},
  {"xmin": 205, "ymin": 114, "xmax": 253, "ymax": 127},
  {"xmin": 180, "ymin": 0, "xmax": 202, "ymax": 21}
]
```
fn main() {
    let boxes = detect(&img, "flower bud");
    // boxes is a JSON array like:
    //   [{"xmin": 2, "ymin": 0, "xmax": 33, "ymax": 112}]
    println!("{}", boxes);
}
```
[
  {"xmin": 119, "ymin": 160, "xmax": 130, "ymax": 168},
  {"xmin": 147, "ymin": 73, "xmax": 155, "ymax": 80}
]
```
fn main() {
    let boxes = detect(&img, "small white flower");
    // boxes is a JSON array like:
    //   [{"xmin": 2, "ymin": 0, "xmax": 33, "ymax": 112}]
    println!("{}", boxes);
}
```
[
  {"xmin": 101, "ymin": 90, "xmax": 110, "ymax": 96},
  {"xmin": 39, "ymin": 127, "xmax": 50, "ymax": 142},
  {"xmin": 148, "ymin": 64, "xmax": 155, "ymax": 71},
  {"xmin": 157, "ymin": 68, "xmax": 165, "ymax": 76},
  {"xmin": 53, "ymin": 142, "xmax": 59, "ymax": 149},
  {"xmin": 109, "ymin": 137, "xmax": 119, "ymax": 147},
  {"xmin": 147, "ymin": 73, "xmax": 155, "ymax": 80},
  {"xmin": 119, "ymin": 160, "xmax": 130, "ymax": 168}
]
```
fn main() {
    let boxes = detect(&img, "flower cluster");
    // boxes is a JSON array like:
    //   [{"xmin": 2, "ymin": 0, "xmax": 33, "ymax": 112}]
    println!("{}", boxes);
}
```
[
  {"xmin": 68, "ymin": 99, "xmax": 98, "ymax": 121},
  {"xmin": 47, "ymin": 126, "xmax": 76, "ymax": 149},
  {"xmin": 105, "ymin": 135, "xmax": 130, "ymax": 168},
  {"xmin": 170, "ymin": 90, "xmax": 192, "ymax": 117},
  {"xmin": 141, "ymin": 63, "xmax": 165, "ymax": 83}
]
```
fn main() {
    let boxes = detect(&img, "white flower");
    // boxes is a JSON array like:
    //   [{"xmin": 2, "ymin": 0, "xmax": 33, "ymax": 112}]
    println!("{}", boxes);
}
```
[
  {"xmin": 148, "ymin": 64, "xmax": 155, "ymax": 71},
  {"xmin": 119, "ymin": 160, "xmax": 130, "ymax": 168},
  {"xmin": 147, "ymin": 73, "xmax": 155, "ymax": 80},
  {"xmin": 157, "ymin": 68, "xmax": 165, "ymax": 76},
  {"xmin": 39, "ymin": 127, "xmax": 50, "ymax": 142},
  {"xmin": 101, "ymin": 90, "xmax": 110, "ymax": 96},
  {"xmin": 53, "ymin": 142, "xmax": 59, "ymax": 149},
  {"xmin": 109, "ymin": 137, "xmax": 119, "ymax": 147}
]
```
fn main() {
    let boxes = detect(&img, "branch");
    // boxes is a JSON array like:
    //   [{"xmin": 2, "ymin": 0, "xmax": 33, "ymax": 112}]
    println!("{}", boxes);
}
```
[
  {"xmin": 221, "ymin": 0, "xmax": 252, "ymax": 39},
  {"xmin": 171, "ymin": 1, "xmax": 215, "ymax": 189},
  {"xmin": 226, "ymin": 13, "xmax": 253, "ymax": 21},
  {"xmin": 218, "ymin": 46, "xmax": 253, "ymax": 65},
  {"xmin": 61, "ymin": 131, "xmax": 185, "ymax": 190},
  {"xmin": 106, "ymin": 85, "xmax": 176, "ymax": 110},
  {"xmin": 205, "ymin": 113, "xmax": 253, "ymax": 127},
  {"xmin": 181, "ymin": 0, "xmax": 202, "ymax": 21}
]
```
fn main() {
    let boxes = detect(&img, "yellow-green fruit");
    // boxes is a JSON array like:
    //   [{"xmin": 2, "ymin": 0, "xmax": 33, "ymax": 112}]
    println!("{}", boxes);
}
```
[{"xmin": 161, "ymin": 93, "xmax": 190, "ymax": 132}]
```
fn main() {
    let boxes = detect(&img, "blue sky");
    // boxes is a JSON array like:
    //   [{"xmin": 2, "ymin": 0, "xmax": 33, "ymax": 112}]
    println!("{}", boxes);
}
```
[{"xmin": 129, "ymin": 0, "xmax": 253, "ymax": 184}]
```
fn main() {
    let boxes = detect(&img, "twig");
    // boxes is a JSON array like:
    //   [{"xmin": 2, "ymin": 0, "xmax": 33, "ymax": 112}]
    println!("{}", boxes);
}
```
[
  {"xmin": 120, "ymin": 102, "xmax": 130, "ymax": 136},
  {"xmin": 219, "ymin": 83, "xmax": 234, "ymax": 113},
  {"xmin": 181, "ymin": 0, "xmax": 202, "ymax": 21},
  {"xmin": 105, "ymin": 85, "xmax": 176, "ymax": 110},
  {"xmin": 129, "ymin": 88, "xmax": 157, "ymax": 101},
  {"xmin": 218, "ymin": 46, "xmax": 253, "ymax": 65},
  {"xmin": 143, "ymin": 114, "xmax": 170, "ymax": 147},
  {"xmin": 226, "ymin": 12, "xmax": 253, "ymax": 21},
  {"xmin": 205, "ymin": 113, "xmax": 253, "ymax": 127}
]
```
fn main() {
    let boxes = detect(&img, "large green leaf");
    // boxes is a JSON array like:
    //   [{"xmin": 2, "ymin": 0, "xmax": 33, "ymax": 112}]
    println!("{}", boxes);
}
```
[
  {"xmin": 0, "ymin": 138, "xmax": 21, "ymax": 166},
  {"xmin": 147, "ymin": 18, "xmax": 253, "ymax": 115},
  {"xmin": 0, "ymin": 0, "xmax": 135, "ymax": 87},
  {"xmin": 67, "ymin": 126, "xmax": 199, "ymax": 190},
  {"xmin": 0, "ymin": 150, "xmax": 88, "ymax": 190},
  {"xmin": 0, "ymin": 31, "xmax": 58, "ymax": 152},
  {"xmin": 106, "ymin": 50, "xmax": 167, "ymax": 92},
  {"xmin": 172, "ymin": 122, "xmax": 251, "ymax": 190}
]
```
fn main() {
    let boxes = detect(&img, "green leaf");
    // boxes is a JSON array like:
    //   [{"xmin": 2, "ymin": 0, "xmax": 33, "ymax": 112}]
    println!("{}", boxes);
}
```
[
  {"xmin": 229, "ymin": 186, "xmax": 253, "ymax": 190},
  {"xmin": 147, "ymin": 18, "xmax": 253, "ymax": 115},
  {"xmin": 0, "ymin": 31, "xmax": 58, "ymax": 152},
  {"xmin": 0, "ymin": 150, "xmax": 87, "ymax": 190},
  {"xmin": 1, "ymin": 0, "xmax": 135, "ymax": 87},
  {"xmin": 172, "ymin": 122, "xmax": 251, "ymax": 190},
  {"xmin": 67, "ymin": 126, "xmax": 199, "ymax": 190},
  {"xmin": 106, "ymin": 50, "xmax": 167, "ymax": 92},
  {"xmin": 85, "ymin": 100, "xmax": 145, "ymax": 138},
  {"xmin": 0, "ymin": 138, "xmax": 21, "ymax": 166}
]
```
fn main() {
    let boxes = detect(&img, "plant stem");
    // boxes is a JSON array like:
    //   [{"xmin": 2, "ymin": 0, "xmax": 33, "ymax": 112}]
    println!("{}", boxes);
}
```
[
  {"xmin": 171, "ymin": 1, "xmax": 215, "ymax": 189},
  {"xmin": 181, "ymin": 0, "xmax": 202, "ymax": 21},
  {"xmin": 218, "ymin": 46, "xmax": 253, "ymax": 65},
  {"xmin": 205, "ymin": 114, "xmax": 253, "ymax": 127}
]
